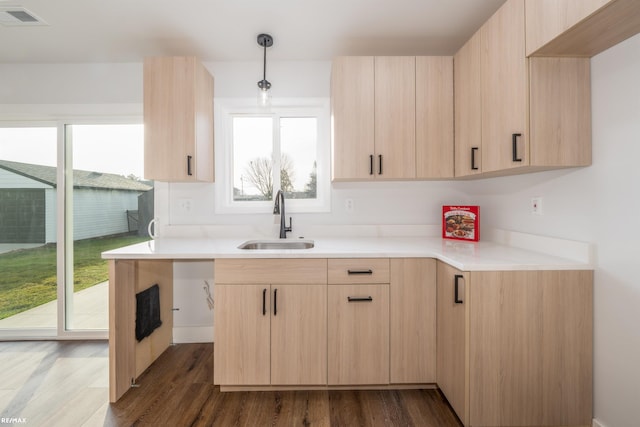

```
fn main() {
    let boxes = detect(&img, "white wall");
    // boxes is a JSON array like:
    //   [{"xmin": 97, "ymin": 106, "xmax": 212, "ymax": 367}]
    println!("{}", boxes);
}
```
[
  {"xmin": 0, "ymin": 63, "xmax": 142, "ymax": 105},
  {"xmin": 463, "ymin": 34, "xmax": 640, "ymax": 427},
  {"xmin": 172, "ymin": 261, "xmax": 215, "ymax": 343}
]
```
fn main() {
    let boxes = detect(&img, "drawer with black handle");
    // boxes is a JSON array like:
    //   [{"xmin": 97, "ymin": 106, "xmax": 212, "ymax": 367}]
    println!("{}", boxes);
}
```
[{"xmin": 327, "ymin": 258, "xmax": 390, "ymax": 284}]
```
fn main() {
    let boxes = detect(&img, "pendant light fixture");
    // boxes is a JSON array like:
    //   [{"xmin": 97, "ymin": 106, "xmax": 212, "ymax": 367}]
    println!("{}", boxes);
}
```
[{"xmin": 257, "ymin": 33, "xmax": 273, "ymax": 107}]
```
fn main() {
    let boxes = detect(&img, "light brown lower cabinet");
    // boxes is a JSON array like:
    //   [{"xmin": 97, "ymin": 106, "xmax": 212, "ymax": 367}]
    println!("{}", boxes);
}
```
[
  {"xmin": 110, "ymin": 255, "xmax": 593, "ymax": 414},
  {"xmin": 213, "ymin": 284, "xmax": 270, "ymax": 386},
  {"xmin": 214, "ymin": 283, "xmax": 327, "ymax": 386},
  {"xmin": 327, "ymin": 283, "xmax": 389, "ymax": 385},
  {"xmin": 390, "ymin": 258, "xmax": 436, "ymax": 384},
  {"xmin": 436, "ymin": 261, "xmax": 593, "ymax": 427},
  {"xmin": 214, "ymin": 259, "xmax": 328, "ymax": 387},
  {"xmin": 327, "ymin": 258, "xmax": 392, "ymax": 385}
]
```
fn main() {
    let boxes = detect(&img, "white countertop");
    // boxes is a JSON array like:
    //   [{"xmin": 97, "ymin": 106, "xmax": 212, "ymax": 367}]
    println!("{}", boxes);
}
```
[{"xmin": 102, "ymin": 236, "xmax": 593, "ymax": 271}]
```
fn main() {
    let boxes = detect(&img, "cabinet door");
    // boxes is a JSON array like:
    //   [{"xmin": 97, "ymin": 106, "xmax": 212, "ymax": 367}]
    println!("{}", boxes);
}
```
[
  {"xmin": 436, "ymin": 262, "xmax": 468, "ymax": 425},
  {"xmin": 374, "ymin": 56, "xmax": 416, "ymax": 179},
  {"xmin": 454, "ymin": 30, "xmax": 482, "ymax": 177},
  {"xmin": 144, "ymin": 56, "xmax": 214, "ymax": 182},
  {"xmin": 390, "ymin": 258, "xmax": 436, "ymax": 383},
  {"xmin": 328, "ymin": 284, "xmax": 389, "ymax": 385},
  {"xmin": 468, "ymin": 270, "xmax": 593, "ymax": 426},
  {"xmin": 213, "ymin": 284, "xmax": 270, "ymax": 385},
  {"xmin": 144, "ymin": 56, "xmax": 193, "ymax": 181},
  {"xmin": 481, "ymin": 0, "xmax": 529, "ymax": 173},
  {"xmin": 331, "ymin": 56, "xmax": 375, "ymax": 181},
  {"xmin": 416, "ymin": 57, "xmax": 454, "ymax": 178},
  {"xmin": 271, "ymin": 284, "xmax": 327, "ymax": 385}
]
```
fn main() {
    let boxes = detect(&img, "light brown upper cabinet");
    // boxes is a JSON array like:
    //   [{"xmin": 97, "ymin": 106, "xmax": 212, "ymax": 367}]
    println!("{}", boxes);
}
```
[
  {"xmin": 374, "ymin": 56, "xmax": 417, "ymax": 180},
  {"xmin": 416, "ymin": 57, "xmax": 454, "ymax": 179},
  {"xmin": 481, "ymin": 0, "xmax": 530, "ymax": 174},
  {"xmin": 454, "ymin": 0, "xmax": 592, "ymax": 178},
  {"xmin": 332, "ymin": 56, "xmax": 453, "ymax": 181},
  {"xmin": 331, "ymin": 56, "xmax": 376, "ymax": 181},
  {"xmin": 526, "ymin": 0, "xmax": 640, "ymax": 57},
  {"xmin": 331, "ymin": 56, "xmax": 415, "ymax": 180},
  {"xmin": 454, "ymin": 31, "xmax": 482, "ymax": 177},
  {"xmin": 143, "ymin": 56, "xmax": 214, "ymax": 182}
]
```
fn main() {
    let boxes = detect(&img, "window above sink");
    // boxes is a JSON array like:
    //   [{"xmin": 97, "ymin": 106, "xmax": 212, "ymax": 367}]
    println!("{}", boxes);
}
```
[{"xmin": 214, "ymin": 99, "xmax": 331, "ymax": 215}]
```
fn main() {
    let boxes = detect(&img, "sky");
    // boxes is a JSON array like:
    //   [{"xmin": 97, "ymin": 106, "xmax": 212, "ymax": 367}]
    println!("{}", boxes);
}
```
[{"xmin": 0, "ymin": 124, "xmax": 144, "ymax": 178}]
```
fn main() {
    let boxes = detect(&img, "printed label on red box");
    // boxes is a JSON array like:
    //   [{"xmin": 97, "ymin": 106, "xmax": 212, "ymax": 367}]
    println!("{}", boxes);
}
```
[{"xmin": 442, "ymin": 205, "xmax": 480, "ymax": 242}]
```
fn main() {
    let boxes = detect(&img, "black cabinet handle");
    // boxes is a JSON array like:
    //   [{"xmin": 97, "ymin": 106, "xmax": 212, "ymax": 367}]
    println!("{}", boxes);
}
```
[
  {"xmin": 273, "ymin": 288, "xmax": 278, "ymax": 316},
  {"xmin": 262, "ymin": 288, "xmax": 267, "ymax": 316},
  {"xmin": 471, "ymin": 147, "xmax": 479, "ymax": 170},
  {"xmin": 369, "ymin": 155, "xmax": 374, "ymax": 175},
  {"xmin": 187, "ymin": 155, "xmax": 193, "ymax": 175},
  {"xmin": 262, "ymin": 289, "xmax": 267, "ymax": 316},
  {"xmin": 512, "ymin": 133, "xmax": 522, "ymax": 162},
  {"xmin": 454, "ymin": 275, "xmax": 464, "ymax": 304},
  {"xmin": 378, "ymin": 154, "xmax": 383, "ymax": 175},
  {"xmin": 347, "ymin": 269, "xmax": 373, "ymax": 275},
  {"xmin": 348, "ymin": 296, "xmax": 373, "ymax": 302}
]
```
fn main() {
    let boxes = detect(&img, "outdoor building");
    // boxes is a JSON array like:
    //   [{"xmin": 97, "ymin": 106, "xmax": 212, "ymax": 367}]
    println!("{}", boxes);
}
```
[{"xmin": 0, "ymin": 159, "xmax": 152, "ymax": 244}]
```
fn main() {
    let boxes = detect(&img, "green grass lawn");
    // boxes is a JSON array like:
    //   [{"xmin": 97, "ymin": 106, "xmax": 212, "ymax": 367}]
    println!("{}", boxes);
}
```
[{"xmin": 0, "ymin": 234, "xmax": 148, "ymax": 320}]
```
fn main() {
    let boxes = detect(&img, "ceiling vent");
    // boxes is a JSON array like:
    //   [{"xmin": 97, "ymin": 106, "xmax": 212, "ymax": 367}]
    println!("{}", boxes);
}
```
[{"xmin": 0, "ymin": 7, "xmax": 47, "ymax": 26}]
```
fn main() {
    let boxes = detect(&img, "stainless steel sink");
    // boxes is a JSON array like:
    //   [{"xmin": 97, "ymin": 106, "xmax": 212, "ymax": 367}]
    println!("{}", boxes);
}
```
[{"xmin": 238, "ymin": 239, "xmax": 315, "ymax": 250}]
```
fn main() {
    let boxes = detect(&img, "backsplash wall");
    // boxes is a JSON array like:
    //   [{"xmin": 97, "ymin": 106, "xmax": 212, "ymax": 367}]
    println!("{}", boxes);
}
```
[{"xmin": 158, "ymin": 180, "xmax": 473, "ymax": 238}]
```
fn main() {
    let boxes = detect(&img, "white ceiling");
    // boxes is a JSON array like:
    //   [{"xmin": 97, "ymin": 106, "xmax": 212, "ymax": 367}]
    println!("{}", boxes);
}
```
[{"xmin": 0, "ymin": 0, "xmax": 507, "ymax": 63}]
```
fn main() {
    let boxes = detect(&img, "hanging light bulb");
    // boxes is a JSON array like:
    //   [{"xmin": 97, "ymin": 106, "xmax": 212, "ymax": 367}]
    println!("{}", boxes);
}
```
[
  {"xmin": 258, "ymin": 83, "xmax": 271, "ymax": 106},
  {"xmin": 257, "ymin": 33, "xmax": 273, "ymax": 107}
]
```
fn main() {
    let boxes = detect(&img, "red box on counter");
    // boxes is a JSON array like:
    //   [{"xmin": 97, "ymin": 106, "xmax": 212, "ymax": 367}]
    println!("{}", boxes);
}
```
[{"xmin": 442, "ymin": 205, "xmax": 480, "ymax": 241}]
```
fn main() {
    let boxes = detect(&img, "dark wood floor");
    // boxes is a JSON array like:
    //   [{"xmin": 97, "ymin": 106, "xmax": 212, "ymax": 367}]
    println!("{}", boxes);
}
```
[{"xmin": 0, "ymin": 341, "xmax": 462, "ymax": 426}]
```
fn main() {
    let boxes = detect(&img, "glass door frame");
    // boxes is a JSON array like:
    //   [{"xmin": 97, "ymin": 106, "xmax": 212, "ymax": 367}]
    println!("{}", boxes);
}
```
[{"xmin": 0, "ymin": 116, "xmax": 143, "ymax": 340}]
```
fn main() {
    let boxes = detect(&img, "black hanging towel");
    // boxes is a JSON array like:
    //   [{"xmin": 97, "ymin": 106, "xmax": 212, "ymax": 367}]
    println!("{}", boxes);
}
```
[{"xmin": 135, "ymin": 284, "xmax": 162, "ymax": 342}]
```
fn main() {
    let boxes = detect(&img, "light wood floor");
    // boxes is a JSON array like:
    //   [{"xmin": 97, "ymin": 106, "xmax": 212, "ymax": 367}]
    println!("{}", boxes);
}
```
[{"xmin": 0, "ymin": 341, "xmax": 462, "ymax": 426}]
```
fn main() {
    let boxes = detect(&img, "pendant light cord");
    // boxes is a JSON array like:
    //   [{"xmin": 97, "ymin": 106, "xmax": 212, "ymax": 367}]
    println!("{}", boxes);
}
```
[{"xmin": 262, "ymin": 42, "xmax": 267, "ymax": 82}]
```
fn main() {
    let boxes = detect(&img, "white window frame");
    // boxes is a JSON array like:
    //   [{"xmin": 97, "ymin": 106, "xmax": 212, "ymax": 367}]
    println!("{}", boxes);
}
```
[{"xmin": 214, "ymin": 98, "xmax": 331, "ymax": 214}]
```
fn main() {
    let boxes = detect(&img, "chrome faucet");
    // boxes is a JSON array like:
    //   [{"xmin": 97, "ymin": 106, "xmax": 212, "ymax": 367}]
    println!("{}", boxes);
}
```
[{"xmin": 273, "ymin": 189, "xmax": 292, "ymax": 238}]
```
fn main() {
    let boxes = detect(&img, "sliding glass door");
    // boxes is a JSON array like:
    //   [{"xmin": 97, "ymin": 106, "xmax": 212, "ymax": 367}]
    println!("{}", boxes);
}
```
[
  {"xmin": 0, "ymin": 125, "xmax": 59, "ymax": 337},
  {"xmin": 65, "ymin": 124, "xmax": 149, "ymax": 332},
  {"xmin": 0, "ymin": 121, "xmax": 149, "ymax": 338}
]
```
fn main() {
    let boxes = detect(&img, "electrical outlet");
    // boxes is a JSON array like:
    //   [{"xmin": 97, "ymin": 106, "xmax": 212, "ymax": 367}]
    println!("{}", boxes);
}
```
[
  {"xmin": 178, "ymin": 198, "xmax": 193, "ymax": 213},
  {"xmin": 345, "ymin": 198, "xmax": 354, "ymax": 213},
  {"xmin": 531, "ymin": 197, "xmax": 543, "ymax": 215}
]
